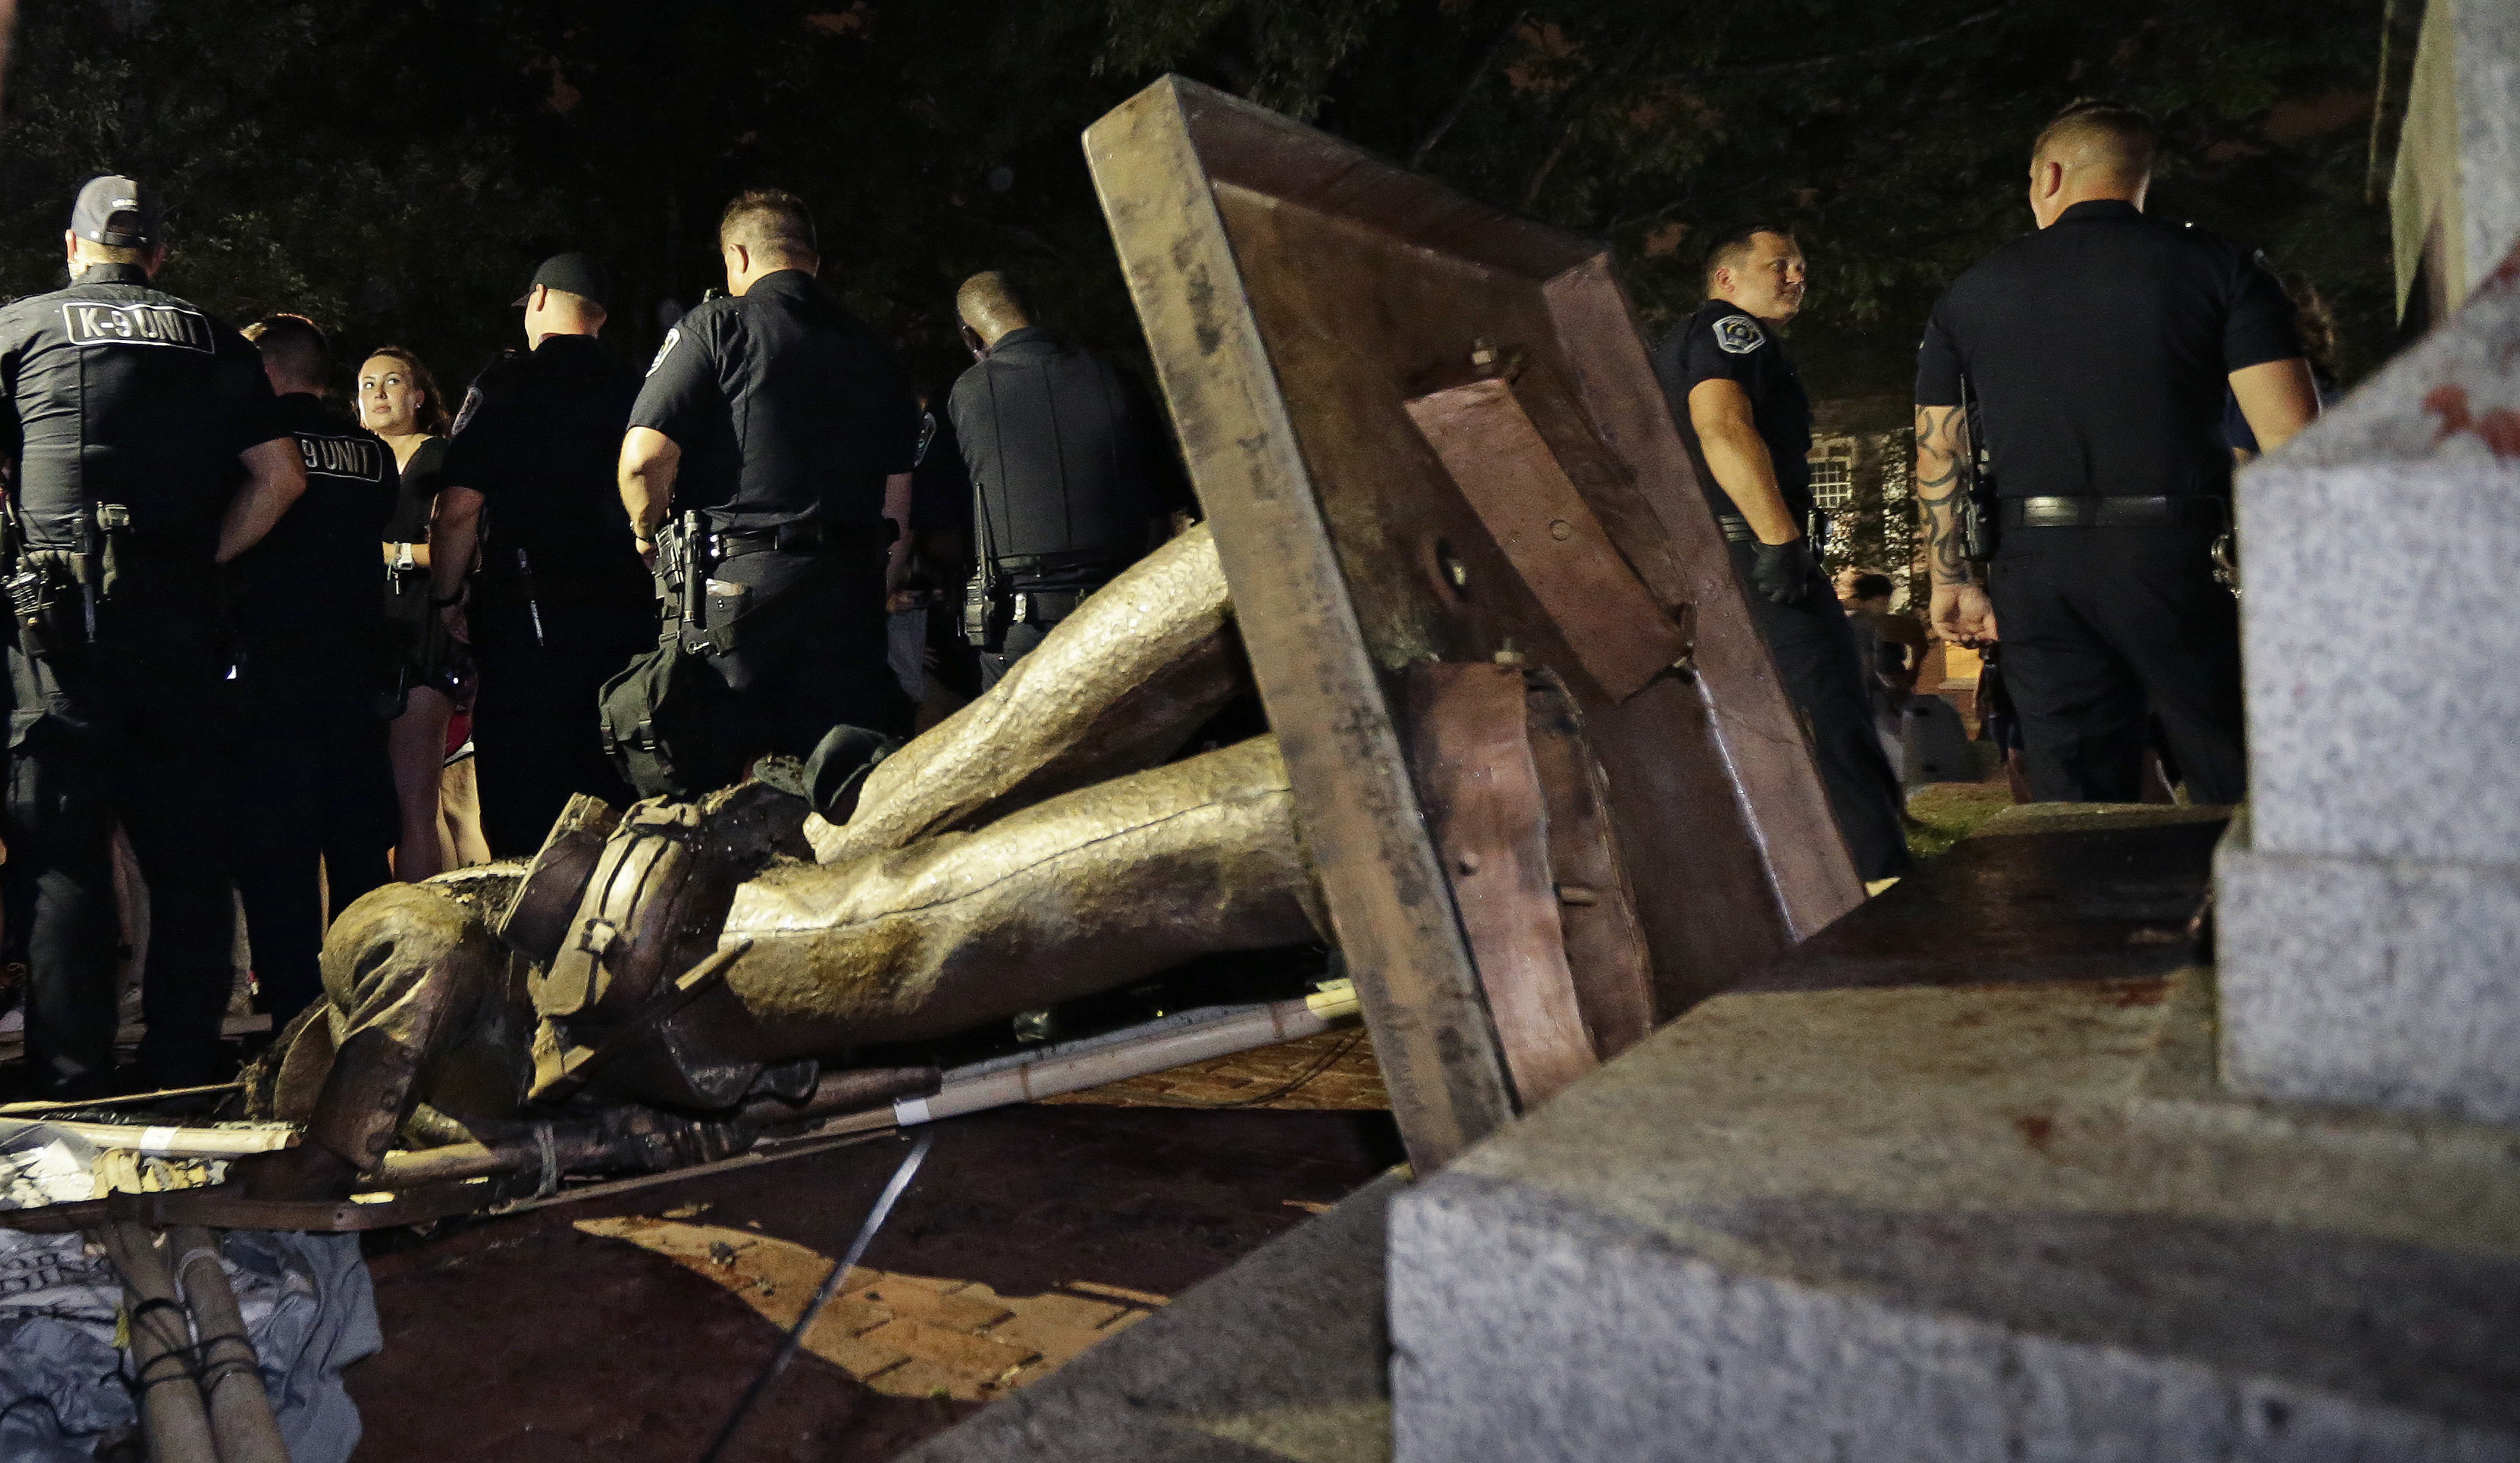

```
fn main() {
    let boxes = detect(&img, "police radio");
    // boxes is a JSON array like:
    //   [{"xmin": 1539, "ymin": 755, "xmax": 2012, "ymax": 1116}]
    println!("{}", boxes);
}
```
[
  {"xmin": 961, "ymin": 572, "xmax": 993, "ymax": 649},
  {"xmin": 1957, "ymin": 372, "xmax": 1999, "ymax": 564}
]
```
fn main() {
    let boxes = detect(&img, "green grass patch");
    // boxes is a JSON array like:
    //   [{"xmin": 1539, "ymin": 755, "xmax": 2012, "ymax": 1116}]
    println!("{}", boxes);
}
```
[{"xmin": 1905, "ymin": 781, "xmax": 2016, "ymax": 859}]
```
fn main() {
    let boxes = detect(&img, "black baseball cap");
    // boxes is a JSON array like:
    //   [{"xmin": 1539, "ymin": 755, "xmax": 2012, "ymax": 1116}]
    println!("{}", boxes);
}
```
[
  {"xmin": 513, "ymin": 253, "xmax": 610, "ymax": 309},
  {"xmin": 71, "ymin": 175, "xmax": 162, "ymax": 249}
]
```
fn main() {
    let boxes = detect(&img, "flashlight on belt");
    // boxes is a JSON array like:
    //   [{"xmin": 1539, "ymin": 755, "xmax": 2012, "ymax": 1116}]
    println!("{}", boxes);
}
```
[{"xmin": 516, "ymin": 548, "xmax": 546, "ymax": 646}]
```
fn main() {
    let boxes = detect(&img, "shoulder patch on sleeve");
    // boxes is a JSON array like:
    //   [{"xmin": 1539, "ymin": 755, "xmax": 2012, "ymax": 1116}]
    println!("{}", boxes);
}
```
[
  {"xmin": 452, "ymin": 386, "xmax": 485, "ymax": 436},
  {"xmin": 647, "ymin": 325, "xmax": 681, "ymax": 377},
  {"xmin": 1715, "ymin": 314, "xmax": 1766, "ymax": 355}
]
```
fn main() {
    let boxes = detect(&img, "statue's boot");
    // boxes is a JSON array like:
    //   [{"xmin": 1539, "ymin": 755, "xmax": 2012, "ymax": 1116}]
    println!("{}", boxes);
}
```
[{"xmin": 805, "ymin": 519, "xmax": 1246, "ymax": 864}]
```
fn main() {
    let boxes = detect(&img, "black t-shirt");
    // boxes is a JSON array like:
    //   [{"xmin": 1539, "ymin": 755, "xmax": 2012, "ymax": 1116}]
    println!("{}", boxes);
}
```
[
  {"xmin": 628, "ymin": 270, "xmax": 919, "ymax": 535},
  {"xmin": 0, "ymin": 263, "xmax": 284, "ymax": 556},
  {"xmin": 383, "ymin": 434, "xmax": 448, "ymax": 546},
  {"xmin": 1651, "ymin": 300, "xmax": 1814, "ymax": 524},
  {"xmin": 439, "ymin": 334, "xmax": 648, "ymax": 606},
  {"xmin": 1915, "ymin": 200, "xmax": 2304, "ymax": 500},
  {"xmin": 909, "ymin": 407, "xmax": 973, "ymax": 538},
  {"xmin": 946, "ymin": 328, "xmax": 1183, "ymax": 583},
  {"xmin": 232, "ymin": 393, "xmax": 394, "ymax": 656}
]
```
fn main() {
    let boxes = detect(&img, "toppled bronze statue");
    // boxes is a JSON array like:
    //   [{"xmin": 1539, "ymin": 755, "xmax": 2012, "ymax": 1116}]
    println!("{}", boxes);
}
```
[{"xmin": 238, "ymin": 524, "xmax": 1328, "ymax": 1199}]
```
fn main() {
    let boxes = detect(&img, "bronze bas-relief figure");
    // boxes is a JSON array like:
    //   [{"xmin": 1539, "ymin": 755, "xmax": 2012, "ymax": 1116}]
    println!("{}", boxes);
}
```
[{"xmin": 243, "ymin": 524, "xmax": 1326, "ymax": 1196}]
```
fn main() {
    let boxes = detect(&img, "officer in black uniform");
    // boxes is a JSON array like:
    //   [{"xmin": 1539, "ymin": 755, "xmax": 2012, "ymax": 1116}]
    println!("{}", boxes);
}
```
[
  {"xmin": 904, "ymin": 394, "xmax": 982, "ymax": 702},
  {"xmin": 1914, "ymin": 101, "xmax": 2319, "ymax": 803},
  {"xmin": 947, "ymin": 270, "xmax": 1184, "ymax": 688},
  {"xmin": 430, "ymin": 253, "xmax": 652, "ymax": 857},
  {"xmin": 620, "ymin": 189, "xmax": 918, "ymax": 791},
  {"xmin": 0, "ymin": 177, "xmax": 307, "ymax": 1097},
  {"xmin": 1652, "ymin": 225, "xmax": 1913, "ymax": 884},
  {"xmin": 232, "ymin": 314, "xmax": 397, "ymax": 1030}
]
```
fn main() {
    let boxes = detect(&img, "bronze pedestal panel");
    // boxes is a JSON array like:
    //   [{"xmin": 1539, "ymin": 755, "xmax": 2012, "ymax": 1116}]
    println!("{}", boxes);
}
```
[{"xmin": 1086, "ymin": 76, "xmax": 1862, "ymax": 1168}]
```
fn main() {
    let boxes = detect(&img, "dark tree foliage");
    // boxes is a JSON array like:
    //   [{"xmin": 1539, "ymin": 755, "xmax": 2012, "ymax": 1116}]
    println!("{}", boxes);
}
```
[{"xmin": 0, "ymin": 0, "xmax": 2397, "ymax": 404}]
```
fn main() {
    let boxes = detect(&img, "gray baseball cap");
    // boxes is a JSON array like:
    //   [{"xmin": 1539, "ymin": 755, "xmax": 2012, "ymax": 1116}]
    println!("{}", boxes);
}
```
[{"xmin": 71, "ymin": 175, "xmax": 162, "ymax": 249}]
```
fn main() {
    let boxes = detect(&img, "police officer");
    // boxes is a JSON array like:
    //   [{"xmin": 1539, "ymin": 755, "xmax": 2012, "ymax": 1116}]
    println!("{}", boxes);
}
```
[
  {"xmin": 429, "ymin": 253, "xmax": 652, "ymax": 856},
  {"xmin": 949, "ymin": 270, "xmax": 1183, "ymax": 688},
  {"xmin": 1915, "ymin": 101, "xmax": 2319, "ymax": 803},
  {"xmin": 232, "ymin": 314, "xmax": 397, "ymax": 1030},
  {"xmin": 1651, "ymin": 225, "xmax": 1913, "ymax": 884},
  {"xmin": 618, "ymin": 190, "xmax": 918, "ymax": 792},
  {"xmin": 0, "ymin": 177, "xmax": 307, "ymax": 1097}
]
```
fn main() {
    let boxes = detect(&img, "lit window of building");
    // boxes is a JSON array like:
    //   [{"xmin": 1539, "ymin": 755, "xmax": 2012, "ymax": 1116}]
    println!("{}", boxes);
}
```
[{"xmin": 1808, "ymin": 452, "xmax": 1854, "ymax": 511}]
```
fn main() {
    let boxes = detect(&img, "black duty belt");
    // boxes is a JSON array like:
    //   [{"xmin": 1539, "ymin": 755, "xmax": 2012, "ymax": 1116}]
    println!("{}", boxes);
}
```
[
  {"xmin": 1007, "ymin": 588, "xmax": 1088, "ymax": 626},
  {"xmin": 715, "ymin": 520, "xmax": 884, "ymax": 560},
  {"xmin": 990, "ymin": 547, "xmax": 1129, "ymax": 577},
  {"xmin": 2000, "ymin": 496, "xmax": 2227, "ymax": 530}
]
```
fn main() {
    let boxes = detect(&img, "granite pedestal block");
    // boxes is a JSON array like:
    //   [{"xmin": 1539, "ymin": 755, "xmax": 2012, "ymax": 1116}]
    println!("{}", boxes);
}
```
[
  {"xmin": 1389, "ymin": 808, "xmax": 2520, "ymax": 1462},
  {"xmin": 2218, "ymin": 810, "xmax": 2520, "ymax": 1124},
  {"xmin": 2220, "ymin": 208, "xmax": 2520, "ymax": 1121}
]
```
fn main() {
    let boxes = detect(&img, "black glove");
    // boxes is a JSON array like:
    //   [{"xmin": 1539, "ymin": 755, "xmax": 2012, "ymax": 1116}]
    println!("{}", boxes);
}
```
[{"xmin": 1750, "ymin": 536, "xmax": 1817, "ymax": 606}]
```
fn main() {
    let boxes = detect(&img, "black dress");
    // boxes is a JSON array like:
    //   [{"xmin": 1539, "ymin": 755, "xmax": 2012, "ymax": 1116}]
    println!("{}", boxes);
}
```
[{"xmin": 382, "ymin": 435, "xmax": 469, "ymax": 705}]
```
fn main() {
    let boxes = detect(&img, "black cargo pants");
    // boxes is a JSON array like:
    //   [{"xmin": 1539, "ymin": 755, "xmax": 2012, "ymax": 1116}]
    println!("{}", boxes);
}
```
[
  {"xmin": 1986, "ymin": 525, "xmax": 2245, "ymax": 804},
  {"xmin": 472, "ymin": 599, "xmax": 650, "ymax": 859},
  {"xmin": 696, "ymin": 546, "xmax": 913, "ymax": 768},
  {"xmin": 231, "ymin": 648, "xmax": 396, "ymax": 1030},
  {"xmin": 1728, "ymin": 541, "xmax": 1916, "ymax": 884},
  {"xmin": 5, "ymin": 602, "xmax": 239, "ymax": 1096}
]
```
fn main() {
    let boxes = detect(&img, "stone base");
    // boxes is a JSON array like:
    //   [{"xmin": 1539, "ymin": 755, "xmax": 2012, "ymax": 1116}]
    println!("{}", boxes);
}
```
[
  {"xmin": 2218, "ymin": 809, "xmax": 2520, "ymax": 1125},
  {"xmin": 1390, "ymin": 808, "xmax": 2520, "ymax": 1462}
]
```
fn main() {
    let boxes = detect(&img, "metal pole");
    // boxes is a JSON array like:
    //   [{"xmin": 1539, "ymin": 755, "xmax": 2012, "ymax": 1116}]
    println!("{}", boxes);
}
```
[{"xmin": 696, "ymin": 1133, "xmax": 932, "ymax": 1463}]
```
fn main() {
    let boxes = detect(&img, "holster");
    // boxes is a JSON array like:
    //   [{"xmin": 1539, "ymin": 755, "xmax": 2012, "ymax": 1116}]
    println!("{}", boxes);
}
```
[
  {"xmin": 1959, "ymin": 487, "xmax": 2001, "ymax": 564},
  {"xmin": 12, "ymin": 552, "xmax": 87, "ymax": 660}
]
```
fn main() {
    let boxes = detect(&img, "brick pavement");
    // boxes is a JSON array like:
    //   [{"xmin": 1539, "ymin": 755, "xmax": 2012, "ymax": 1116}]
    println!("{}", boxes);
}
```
[
  {"xmin": 576, "ymin": 1215, "xmax": 1162, "ymax": 1404},
  {"xmin": 1040, "ymin": 1029, "xmax": 1389, "ymax": 1111},
  {"xmin": 348, "ymin": 1103, "xmax": 1405, "ymax": 1462}
]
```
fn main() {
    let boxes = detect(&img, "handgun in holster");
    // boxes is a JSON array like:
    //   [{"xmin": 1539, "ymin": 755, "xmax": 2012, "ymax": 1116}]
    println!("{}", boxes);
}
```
[
  {"xmin": 651, "ymin": 513, "xmax": 692, "ymax": 629},
  {"xmin": 657, "ymin": 511, "xmax": 745, "ymax": 657},
  {"xmin": 4, "ymin": 565, "xmax": 51, "ymax": 660},
  {"xmin": 0, "ymin": 494, "xmax": 43, "ymax": 660}
]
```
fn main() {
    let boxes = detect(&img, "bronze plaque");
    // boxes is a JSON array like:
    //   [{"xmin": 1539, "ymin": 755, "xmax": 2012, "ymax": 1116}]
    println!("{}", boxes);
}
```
[{"xmin": 1086, "ymin": 76, "xmax": 1863, "ymax": 1168}]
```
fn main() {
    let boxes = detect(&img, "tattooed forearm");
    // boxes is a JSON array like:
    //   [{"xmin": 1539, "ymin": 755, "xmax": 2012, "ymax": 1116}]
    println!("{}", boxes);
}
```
[{"xmin": 1913, "ymin": 405, "xmax": 1972, "ymax": 586}]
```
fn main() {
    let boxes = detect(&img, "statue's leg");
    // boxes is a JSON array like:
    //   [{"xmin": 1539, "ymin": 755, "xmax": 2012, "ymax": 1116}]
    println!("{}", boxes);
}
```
[
  {"xmin": 806, "ymin": 521, "xmax": 1245, "ymax": 864},
  {"xmin": 724, "ymin": 734, "xmax": 1322, "ymax": 1055}
]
